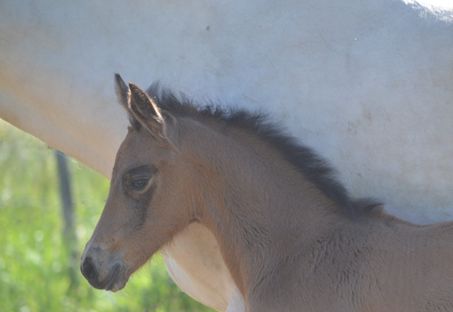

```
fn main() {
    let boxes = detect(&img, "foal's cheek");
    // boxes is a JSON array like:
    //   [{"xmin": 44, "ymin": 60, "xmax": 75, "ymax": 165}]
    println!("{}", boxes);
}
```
[{"xmin": 124, "ymin": 184, "xmax": 157, "ymax": 229}]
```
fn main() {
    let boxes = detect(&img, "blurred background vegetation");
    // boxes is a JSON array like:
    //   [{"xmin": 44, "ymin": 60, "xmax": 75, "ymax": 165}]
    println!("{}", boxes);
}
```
[{"xmin": 0, "ymin": 120, "xmax": 212, "ymax": 312}]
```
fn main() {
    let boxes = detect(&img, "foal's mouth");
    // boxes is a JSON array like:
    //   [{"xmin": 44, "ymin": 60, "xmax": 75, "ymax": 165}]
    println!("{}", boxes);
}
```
[
  {"xmin": 89, "ymin": 263, "xmax": 129, "ymax": 292},
  {"xmin": 105, "ymin": 263, "xmax": 129, "ymax": 292}
]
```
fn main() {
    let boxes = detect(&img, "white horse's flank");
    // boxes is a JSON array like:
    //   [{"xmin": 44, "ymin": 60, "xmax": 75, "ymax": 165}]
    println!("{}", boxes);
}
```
[{"xmin": 1, "ymin": 1, "xmax": 452, "ymax": 311}]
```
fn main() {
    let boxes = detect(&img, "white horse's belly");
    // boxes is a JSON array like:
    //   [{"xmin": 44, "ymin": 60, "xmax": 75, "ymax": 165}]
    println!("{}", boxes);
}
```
[{"xmin": 162, "ymin": 223, "xmax": 243, "ymax": 311}]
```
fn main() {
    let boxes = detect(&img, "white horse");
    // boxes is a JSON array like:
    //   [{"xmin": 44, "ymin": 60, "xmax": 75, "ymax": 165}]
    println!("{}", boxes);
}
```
[{"xmin": 1, "ymin": 1, "xmax": 452, "ymax": 311}]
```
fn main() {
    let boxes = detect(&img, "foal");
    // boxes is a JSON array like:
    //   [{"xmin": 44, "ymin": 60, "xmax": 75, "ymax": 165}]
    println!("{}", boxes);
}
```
[{"xmin": 81, "ymin": 75, "xmax": 453, "ymax": 311}]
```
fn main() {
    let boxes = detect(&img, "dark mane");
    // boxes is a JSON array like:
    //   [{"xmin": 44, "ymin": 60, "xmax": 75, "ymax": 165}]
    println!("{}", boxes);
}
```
[{"xmin": 146, "ymin": 85, "xmax": 380, "ymax": 217}]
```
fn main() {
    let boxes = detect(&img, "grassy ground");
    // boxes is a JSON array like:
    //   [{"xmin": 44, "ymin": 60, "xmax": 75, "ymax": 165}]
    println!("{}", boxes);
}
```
[{"xmin": 0, "ymin": 120, "xmax": 212, "ymax": 312}]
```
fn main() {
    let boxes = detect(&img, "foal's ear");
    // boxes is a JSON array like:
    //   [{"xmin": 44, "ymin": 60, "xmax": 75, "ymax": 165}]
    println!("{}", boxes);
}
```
[{"xmin": 127, "ymin": 83, "xmax": 174, "ymax": 144}]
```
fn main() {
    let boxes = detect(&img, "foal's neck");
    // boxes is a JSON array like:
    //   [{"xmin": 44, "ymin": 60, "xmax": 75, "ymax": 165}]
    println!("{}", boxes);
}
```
[{"xmin": 182, "ymin": 118, "xmax": 347, "ymax": 295}]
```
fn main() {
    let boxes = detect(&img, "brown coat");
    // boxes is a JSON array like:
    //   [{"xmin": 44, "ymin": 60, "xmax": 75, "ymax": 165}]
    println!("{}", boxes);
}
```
[{"xmin": 81, "ymin": 76, "xmax": 453, "ymax": 311}]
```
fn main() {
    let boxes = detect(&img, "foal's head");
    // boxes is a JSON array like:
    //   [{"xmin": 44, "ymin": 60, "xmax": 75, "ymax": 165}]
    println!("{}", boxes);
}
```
[{"xmin": 81, "ymin": 75, "xmax": 194, "ymax": 291}]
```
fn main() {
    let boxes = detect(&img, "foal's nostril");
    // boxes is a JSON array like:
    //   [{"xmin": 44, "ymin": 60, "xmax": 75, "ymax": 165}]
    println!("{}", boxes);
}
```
[{"xmin": 81, "ymin": 256, "xmax": 98, "ymax": 282}]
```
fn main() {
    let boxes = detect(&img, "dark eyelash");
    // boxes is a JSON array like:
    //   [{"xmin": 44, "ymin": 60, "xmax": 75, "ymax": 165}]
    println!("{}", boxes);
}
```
[{"xmin": 130, "ymin": 177, "xmax": 150, "ymax": 190}]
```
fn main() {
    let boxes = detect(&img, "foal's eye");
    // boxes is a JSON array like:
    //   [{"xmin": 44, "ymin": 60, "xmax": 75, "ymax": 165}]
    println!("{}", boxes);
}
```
[{"xmin": 123, "ymin": 165, "xmax": 156, "ymax": 194}]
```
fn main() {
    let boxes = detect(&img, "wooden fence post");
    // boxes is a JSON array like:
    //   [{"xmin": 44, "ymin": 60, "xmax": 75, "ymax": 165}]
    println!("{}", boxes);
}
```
[{"xmin": 54, "ymin": 150, "xmax": 79, "ymax": 290}]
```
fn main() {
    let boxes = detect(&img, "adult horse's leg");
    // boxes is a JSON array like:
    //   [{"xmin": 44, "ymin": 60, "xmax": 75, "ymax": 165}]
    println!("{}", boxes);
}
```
[
  {"xmin": 163, "ymin": 224, "xmax": 240, "ymax": 311},
  {"xmin": 225, "ymin": 288, "xmax": 246, "ymax": 312}
]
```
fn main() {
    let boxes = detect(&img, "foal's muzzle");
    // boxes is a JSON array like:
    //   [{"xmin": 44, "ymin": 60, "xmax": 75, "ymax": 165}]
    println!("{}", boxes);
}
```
[{"xmin": 80, "ymin": 245, "xmax": 129, "ymax": 292}]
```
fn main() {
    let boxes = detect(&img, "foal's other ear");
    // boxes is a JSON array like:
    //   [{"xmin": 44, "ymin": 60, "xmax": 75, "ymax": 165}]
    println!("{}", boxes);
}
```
[
  {"xmin": 114, "ymin": 73, "xmax": 129, "ymax": 109},
  {"xmin": 128, "ymin": 83, "xmax": 175, "ymax": 145},
  {"xmin": 114, "ymin": 73, "xmax": 142, "ymax": 130}
]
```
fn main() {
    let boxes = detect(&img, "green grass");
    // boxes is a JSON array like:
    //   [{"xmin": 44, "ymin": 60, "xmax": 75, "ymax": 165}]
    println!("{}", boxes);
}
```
[{"xmin": 0, "ymin": 120, "xmax": 212, "ymax": 312}]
